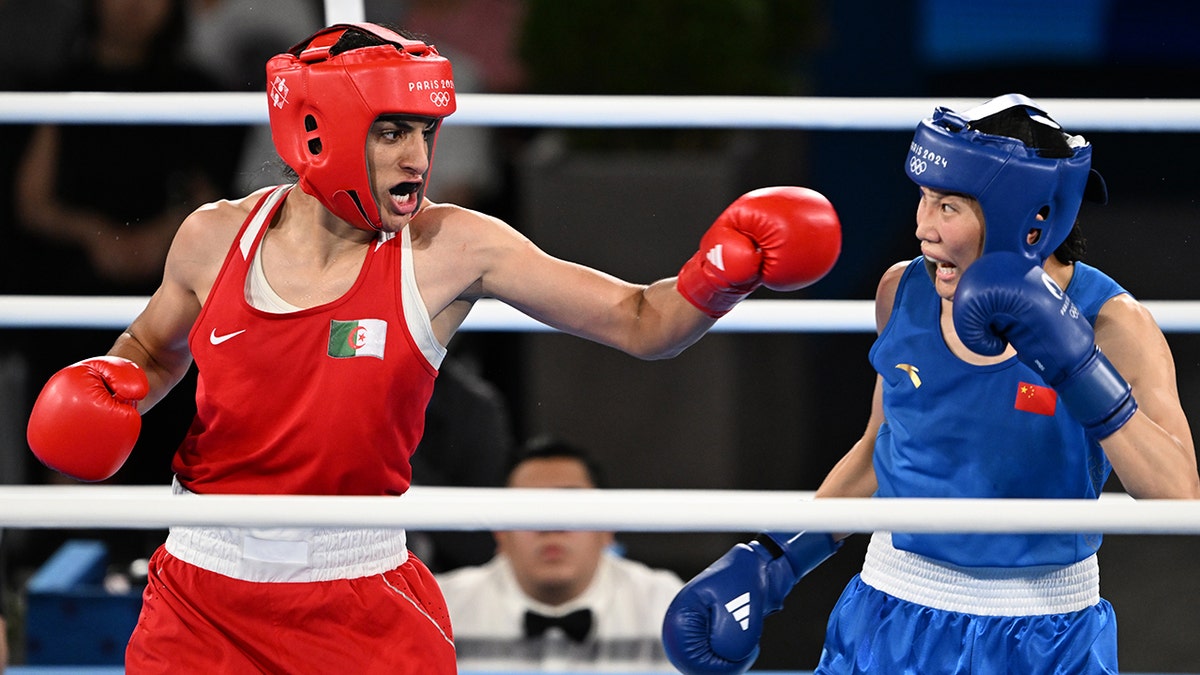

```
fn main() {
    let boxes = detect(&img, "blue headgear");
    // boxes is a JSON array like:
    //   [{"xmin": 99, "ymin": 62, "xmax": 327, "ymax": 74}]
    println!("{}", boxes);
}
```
[{"xmin": 904, "ymin": 94, "xmax": 1101, "ymax": 262}]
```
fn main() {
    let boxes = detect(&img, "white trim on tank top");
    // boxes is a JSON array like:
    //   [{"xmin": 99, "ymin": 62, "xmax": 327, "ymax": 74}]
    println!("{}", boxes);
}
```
[{"xmin": 239, "ymin": 188, "xmax": 446, "ymax": 370}]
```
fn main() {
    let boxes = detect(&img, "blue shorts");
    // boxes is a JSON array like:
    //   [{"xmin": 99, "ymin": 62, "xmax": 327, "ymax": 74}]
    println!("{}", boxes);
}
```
[{"xmin": 814, "ymin": 575, "xmax": 1118, "ymax": 674}]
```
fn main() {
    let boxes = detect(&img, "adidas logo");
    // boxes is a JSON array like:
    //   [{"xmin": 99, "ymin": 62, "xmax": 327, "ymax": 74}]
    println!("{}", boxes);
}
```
[
  {"xmin": 725, "ymin": 592, "xmax": 751, "ymax": 630},
  {"xmin": 706, "ymin": 244, "xmax": 726, "ymax": 271}
]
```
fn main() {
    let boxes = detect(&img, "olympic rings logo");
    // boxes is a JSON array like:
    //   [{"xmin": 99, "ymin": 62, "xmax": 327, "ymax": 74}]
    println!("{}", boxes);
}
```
[
  {"xmin": 909, "ymin": 156, "xmax": 927, "ymax": 175},
  {"xmin": 429, "ymin": 91, "xmax": 451, "ymax": 107}
]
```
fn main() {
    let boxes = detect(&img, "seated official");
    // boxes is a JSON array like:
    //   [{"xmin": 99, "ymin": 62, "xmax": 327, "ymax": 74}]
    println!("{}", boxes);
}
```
[{"xmin": 437, "ymin": 439, "xmax": 683, "ymax": 672}]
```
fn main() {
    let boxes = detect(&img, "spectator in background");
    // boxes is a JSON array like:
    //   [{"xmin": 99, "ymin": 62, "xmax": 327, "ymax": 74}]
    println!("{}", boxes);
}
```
[
  {"xmin": 15, "ymin": 0, "xmax": 243, "ymax": 297},
  {"xmin": 0, "ymin": 0, "xmax": 89, "ymax": 617},
  {"xmin": 11, "ymin": 0, "xmax": 245, "ymax": 556},
  {"xmin": 437, "ymin": 438, "xmax": 684, "ymax": 672}
]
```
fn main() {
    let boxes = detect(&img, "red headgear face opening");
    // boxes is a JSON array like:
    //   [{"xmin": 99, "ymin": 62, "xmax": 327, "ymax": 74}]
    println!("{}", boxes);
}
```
[{"xmin": 266, "ymin": 23, "xmax": 456, "ymax": 231}]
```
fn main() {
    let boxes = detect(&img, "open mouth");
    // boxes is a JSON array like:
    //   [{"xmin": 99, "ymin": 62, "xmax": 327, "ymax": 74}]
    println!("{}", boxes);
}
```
[
  {"xmin": 923, "ymin": 255, "xmax": 959, "ymax": 284},
  {"xmin": 933, "ymin": 260, "xmax": 958, "ymax": 281},
  {"xmin": 387, "ymin": 181, "xmax": 422, "ymax": 215}
]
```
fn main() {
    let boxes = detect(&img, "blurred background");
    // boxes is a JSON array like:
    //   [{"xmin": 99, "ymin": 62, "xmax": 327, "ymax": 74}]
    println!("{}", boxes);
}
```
[{"xmin": 1, "ymin": 0, "xmax": 1199, "ymax": 671}]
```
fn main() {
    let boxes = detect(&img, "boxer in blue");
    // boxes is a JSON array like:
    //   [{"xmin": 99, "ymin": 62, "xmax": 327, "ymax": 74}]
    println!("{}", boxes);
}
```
[{"xmin": 663, "ymin": 94, "xmax": 1200, "ymax": 674}]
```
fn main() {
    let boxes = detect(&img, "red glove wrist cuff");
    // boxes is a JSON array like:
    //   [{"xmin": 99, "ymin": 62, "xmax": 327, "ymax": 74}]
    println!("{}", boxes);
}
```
[{"xmin": 676, "ymin": 251, "xmax": 752, "ymax": 319}]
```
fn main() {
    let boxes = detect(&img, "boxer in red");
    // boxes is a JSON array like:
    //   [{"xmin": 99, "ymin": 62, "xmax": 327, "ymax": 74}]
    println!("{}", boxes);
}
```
[{"xmin": 26, "ymin": 22, "xmax": 842, "ymax": 673}]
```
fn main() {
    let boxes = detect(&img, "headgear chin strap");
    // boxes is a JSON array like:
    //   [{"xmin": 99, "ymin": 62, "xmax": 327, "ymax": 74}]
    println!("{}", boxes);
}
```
[
  {"xmin": 904, "ymin": 93, "xmax": 1097, "ymax": 263},
  {"xmin": 266, "ymin": 23, "xmax": 456, "ymax": 231}
]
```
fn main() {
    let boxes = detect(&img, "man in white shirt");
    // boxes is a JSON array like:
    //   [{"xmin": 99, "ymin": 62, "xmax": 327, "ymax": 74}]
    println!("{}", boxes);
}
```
[{"xmin": 437, "ymin": 438, "xmax": 683, "ymax": 672}]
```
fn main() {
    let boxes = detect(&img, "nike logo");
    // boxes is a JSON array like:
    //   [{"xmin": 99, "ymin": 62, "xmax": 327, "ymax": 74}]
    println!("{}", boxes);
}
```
[
  {"xmin": 209, "ymin": 329, "xmax": 247, "ymax": 345},
  {"xmin": 725, "ymin": 592, "xmax": 751, "ymax": 630}
]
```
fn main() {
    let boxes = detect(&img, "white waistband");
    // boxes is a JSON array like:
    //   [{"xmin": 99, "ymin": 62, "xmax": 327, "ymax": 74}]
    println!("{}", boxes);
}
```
[
  {"xmin": 165, "ymin": 479, "xmax": 408, "ymax": 583},
  {"xmin": 860, "ymin": 532, "xmax": 1099, "ymax": 616}
]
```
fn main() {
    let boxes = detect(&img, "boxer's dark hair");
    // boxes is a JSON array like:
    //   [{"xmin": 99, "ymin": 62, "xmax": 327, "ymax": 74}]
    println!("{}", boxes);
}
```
[
  {"xmin": 1053, "ymin": 223, "xmax": 1087, "ymax": 264},
  {"xmin": 971, "ymin": 106, "xmax": 1074, "ymax": 159},
  {"xmin": 301, "ymin": 23, "xmax": 430, "ymax": 56}
]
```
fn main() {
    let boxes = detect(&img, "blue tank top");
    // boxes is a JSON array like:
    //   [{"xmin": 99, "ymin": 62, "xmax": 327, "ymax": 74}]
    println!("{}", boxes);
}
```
[{"xmin": 868, "ymin": 257, "xmax": 1126, "ymax": 567}]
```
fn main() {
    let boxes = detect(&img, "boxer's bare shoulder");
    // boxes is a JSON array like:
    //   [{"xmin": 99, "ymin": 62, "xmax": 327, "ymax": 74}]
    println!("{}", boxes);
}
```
[{"xmin": 166, "ymin": 187, "xmax": 280, "ymax": 307}]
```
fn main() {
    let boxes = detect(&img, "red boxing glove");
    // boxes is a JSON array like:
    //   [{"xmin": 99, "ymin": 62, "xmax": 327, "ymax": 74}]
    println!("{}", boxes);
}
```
[
  {"xmin": 27, "ymin": 356, "xmax": 149, "ymax": 482},
  {"xmin": 677, "ymin": 186, "xmax": 841, "ymax": 318}
]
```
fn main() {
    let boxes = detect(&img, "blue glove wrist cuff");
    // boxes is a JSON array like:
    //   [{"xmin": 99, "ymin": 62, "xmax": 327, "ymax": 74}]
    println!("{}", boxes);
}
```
[
  {"xmin": 757, "ymin": 531, "xmax": 842, "ymax": 579},
  {"xmin": 1056, "ymin": 349, "xmax": 1137, "ymax": 440}
]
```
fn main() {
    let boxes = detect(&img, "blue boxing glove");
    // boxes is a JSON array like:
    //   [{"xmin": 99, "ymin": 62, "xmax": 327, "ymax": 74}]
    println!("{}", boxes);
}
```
[
  {"xmin": 662, "ymin": 532, "xmax": 841, "ymax": 674},
  {"xmin": 953, "ymin": 251, "xmax": 1137, "ymax": 439}
]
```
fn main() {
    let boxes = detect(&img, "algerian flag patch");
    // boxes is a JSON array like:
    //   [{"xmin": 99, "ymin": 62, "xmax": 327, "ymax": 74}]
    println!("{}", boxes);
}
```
[{"xmin": 328, "ymin": 319, "xmax": 387, "ymax": 359}]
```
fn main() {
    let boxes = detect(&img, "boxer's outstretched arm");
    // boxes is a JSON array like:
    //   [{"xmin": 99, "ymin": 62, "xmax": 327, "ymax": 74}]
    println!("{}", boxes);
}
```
[{"xmin": 480, "ymin": 187, "xmax": 841, "ymax": 359}]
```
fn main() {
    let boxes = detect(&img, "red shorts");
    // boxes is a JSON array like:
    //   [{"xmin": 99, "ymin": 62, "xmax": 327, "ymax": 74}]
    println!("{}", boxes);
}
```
[{"xmin": 125, "ymin": 545, "xmax": 456, "ymax": 673}]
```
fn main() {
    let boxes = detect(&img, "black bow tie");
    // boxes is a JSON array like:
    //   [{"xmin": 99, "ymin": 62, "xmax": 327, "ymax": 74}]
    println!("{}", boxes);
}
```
[{"xmin": 523, "ymin": 608, "xmax": 593, "ymax": 642}]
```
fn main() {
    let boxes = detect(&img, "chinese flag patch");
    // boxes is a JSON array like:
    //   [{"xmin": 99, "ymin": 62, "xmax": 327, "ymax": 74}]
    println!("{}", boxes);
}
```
[{"xmin": 1014, "ymin": 381, "xmax": 1057, "ymax": 416}]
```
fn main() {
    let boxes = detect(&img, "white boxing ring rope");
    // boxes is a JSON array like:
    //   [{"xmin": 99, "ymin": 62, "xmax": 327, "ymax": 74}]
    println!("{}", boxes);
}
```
[
  {"xmin": 5, "ymin": 296, "xmax": 1200, "ymax": 334},
  {"xmin": 2, "ymin": 486, "xmax": 1198, "ymax": 535},
  {"xmin": 3, "ymin": 92, "xmax": 1200, "ymax": 537},
  {"xmin": 0, "ymin": 296, "xmax": 875, "ymax": 333},
  {"xmin": 4, "ymin": 92, "xmax": 1200, "ymax": 131}
]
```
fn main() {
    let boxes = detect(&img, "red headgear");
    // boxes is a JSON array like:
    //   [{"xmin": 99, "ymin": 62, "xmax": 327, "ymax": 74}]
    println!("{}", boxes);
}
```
[{"xmin": 266, "ymin": 23, "xmax": 456, "ymax": 231}]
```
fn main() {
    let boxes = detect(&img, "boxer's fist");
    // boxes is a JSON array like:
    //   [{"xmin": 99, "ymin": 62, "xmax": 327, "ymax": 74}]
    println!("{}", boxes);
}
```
[
  {"xmin": 662, "ymin": 532, "xmax": 840, "ymax": 674},
  {"xmin": 954, "ymin": 252, "xmax": 1137, "ymax": 439},
  {"xmin": 27, "ymin": 356, "xmax": 148, "ymax": 481},
  {"xmin": 677, "ymin": 187, "xmax": 841, "ymax": 318}
]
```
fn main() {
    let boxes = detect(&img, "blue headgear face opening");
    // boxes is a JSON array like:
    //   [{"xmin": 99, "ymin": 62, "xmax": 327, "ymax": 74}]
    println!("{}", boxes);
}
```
[{"xmin": 904, "ymin": 94, "xmax": 1096, "ymax": 263}]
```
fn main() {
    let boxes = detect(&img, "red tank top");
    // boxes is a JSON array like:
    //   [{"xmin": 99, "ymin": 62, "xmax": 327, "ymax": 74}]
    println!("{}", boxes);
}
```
[{"xmin": 175, "ymin": 187, "xmax": 437, "ymax": 495}]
